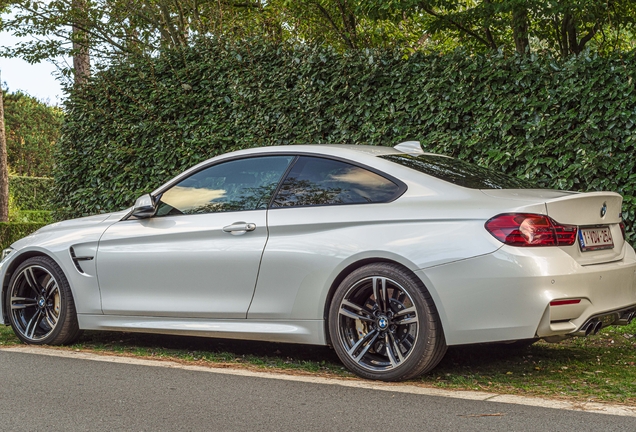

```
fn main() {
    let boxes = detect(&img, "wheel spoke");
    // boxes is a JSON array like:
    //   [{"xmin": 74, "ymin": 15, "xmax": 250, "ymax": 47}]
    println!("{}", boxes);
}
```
[
  {"xmin": 23, "ymin": 267, "xmax": 41, "ymax": 296},
  {"xmin": 25, "ymin": 310, "xmax": 42, "ymax": 339},
  {"xmin": 381, "ymin": 279, "xmax": 388, "ymax": 313},
  {"xmin": 340, "ymin": 300, "xmax": 374, "ymax": 322},
  {"xmin": 352, "ymin": 331, "xmax": 379, "ymax": 362},
  {"xmin": 44, "ymin": 277, "xmax": 58, "ymax": 300},
  {"xmin": 10, "ymin": 297, "xmax": 38, "ymax": 310},
  {"xmin": 347, "ymin": 330, "xmax": 379, "ymax": 360},
  {"xmin": 388, "ymin": 333, "xmax": 405, "ymax": 363},
  {"xmin": 372, "ymin": 277, "xmax": 388, "ymax": 312},
  {"xmin": 384, "ymin": 333, "xmax": 398, "ymax": 367},
  {"xmin": 394, "ymin": 315, "xmax": 418, "ymax": 325},
  {"xmin": 44, "ymin": 308, "xmax": 58, "ymax": 328},
  {"xmin": 372, "ymin": 277, "xmax": 381, "ymax": 310},
  {"xmin": 394, "ymin": 306, "xmax": 416, "ymax": 317},
  {"xmin": 339, "ymin": 308, "xmax": 374, "ymax": 322}
]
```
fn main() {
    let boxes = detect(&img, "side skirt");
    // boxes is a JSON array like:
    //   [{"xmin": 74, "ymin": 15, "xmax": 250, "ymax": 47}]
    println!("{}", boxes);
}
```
[{"xmin": 77, "ymin": 314, "xmax": 327, "ymax": 345}]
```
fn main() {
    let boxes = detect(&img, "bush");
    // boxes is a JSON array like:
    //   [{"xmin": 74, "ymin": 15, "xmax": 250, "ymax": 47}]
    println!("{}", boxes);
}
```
[
  {"xmin": 3, "ymin": 91, "xmax": 64, "ymax": 177},
  {"xmin": 0, "ymin": 223, "xmax": 48, "ymax": 250},
  {"xmin": 8, "ymin": 210, "xmax": 53, "ymax": 224},
  {"xmin": 55, "ymin": 41, "xmax": 636, "ymax": 241},
  {"xmin": 9, "ymin": 175, "xmax": 54, "ymax": 210}
]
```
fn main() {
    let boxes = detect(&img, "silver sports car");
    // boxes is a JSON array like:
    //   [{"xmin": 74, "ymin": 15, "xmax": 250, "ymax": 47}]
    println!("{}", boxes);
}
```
[{"xmin": 2, "ymin": 141, "xmax": 635, "ymax": 381}]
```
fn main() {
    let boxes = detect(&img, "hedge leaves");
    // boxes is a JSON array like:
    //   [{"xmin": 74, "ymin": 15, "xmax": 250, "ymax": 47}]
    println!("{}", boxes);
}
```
[{"xmin": 56, "ymin": 41, "xmax": 636, "ymax": 241}]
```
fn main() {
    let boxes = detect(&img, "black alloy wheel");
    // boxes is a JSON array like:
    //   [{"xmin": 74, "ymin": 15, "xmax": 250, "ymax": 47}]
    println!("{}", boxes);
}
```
[
  {"xmin": 7, "ymin": 256, "xmax": 81, "ymax": 345},
  {"xmin": 329, "ymin": 263, "xmax": 447, "ymax": 381}
]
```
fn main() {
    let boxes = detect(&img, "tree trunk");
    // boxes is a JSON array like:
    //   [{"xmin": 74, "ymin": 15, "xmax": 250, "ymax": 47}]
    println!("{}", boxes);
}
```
[
  {"xmin": 73, "ymin": 0, "xmax": 91, "ymax": 85},
  {"xmin": 512, "ymin": 5, "xmax": 530, "ymax": 55},
  {"xmin": 565, "ymin": 13, "xmax": 579, "ymax": 55},
  {"xmin": 0, "ymin": 76, "xmax": 9, "ymax": 223}
]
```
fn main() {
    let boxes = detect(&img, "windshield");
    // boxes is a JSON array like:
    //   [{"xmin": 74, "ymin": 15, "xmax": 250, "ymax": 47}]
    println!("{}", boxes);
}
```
[{"xmin": 382, "ymin": 154, "xmax": 535, "ymax": 189}]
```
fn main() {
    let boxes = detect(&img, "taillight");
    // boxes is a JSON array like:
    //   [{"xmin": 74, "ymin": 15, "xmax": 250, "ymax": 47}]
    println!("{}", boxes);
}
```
[
  {"xmin": 620, "ymin": 221, "xmax": 626, "ymax": 240},
  {"xmin": 485, "ymin": 213, "xmax": 577, "ymax": 247}
]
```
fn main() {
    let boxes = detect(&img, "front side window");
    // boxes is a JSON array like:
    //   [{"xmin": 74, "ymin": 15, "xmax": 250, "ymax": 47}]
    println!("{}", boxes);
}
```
[
  {"xmin": 156, "ymin": 156, "xmax": 294, "ymax": 216},
  {"xmin": 271, "ymin": 156, "xmax": 401, "ymax": 207}
]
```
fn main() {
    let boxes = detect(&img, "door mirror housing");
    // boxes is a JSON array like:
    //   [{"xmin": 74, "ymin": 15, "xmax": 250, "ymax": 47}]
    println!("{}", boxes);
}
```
[{"xmin": 131, "ymin": 194, "xmax": 156, "ymax": 219}]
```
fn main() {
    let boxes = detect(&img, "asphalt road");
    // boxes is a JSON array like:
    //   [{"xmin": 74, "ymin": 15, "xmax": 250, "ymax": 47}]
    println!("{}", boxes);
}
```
[{"xmin": 0, "ymin": 350, "xmax": 634, "ymax": 431}]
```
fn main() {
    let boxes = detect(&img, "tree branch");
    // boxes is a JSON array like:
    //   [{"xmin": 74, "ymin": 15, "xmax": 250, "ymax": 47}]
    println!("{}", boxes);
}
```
[
  {"xmin": 313, "ymin": 2, "xmax": 355, "ymax": 49},
  {"xmin": 421, "ymin": 6, "xmax": 492, "ymax": 49}
]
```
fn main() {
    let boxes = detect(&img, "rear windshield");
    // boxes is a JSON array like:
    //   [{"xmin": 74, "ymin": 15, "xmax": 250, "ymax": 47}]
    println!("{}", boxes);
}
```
[{"xmin": 381, "ymin": 154, "xmax": 535, "ymax": 189}]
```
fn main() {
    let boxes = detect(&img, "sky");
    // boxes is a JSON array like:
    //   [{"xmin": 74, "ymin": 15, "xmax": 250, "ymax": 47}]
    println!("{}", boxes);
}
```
[{"xmin": 0, "ymin": 20, "xmax": 67, "ymax": 105}]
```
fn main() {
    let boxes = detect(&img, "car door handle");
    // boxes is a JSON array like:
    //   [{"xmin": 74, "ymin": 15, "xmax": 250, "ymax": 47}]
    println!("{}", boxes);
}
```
[{"xmin": 222, "ymin": 222, "xmax": 257, "ymax": 235}]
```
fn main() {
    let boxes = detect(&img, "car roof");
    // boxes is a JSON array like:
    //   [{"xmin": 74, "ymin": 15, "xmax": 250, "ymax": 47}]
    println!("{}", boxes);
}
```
[
  {"xmin": 152, "ymin": 144, "xmax": 436, "ymax": 195},
  {"xmin": 230, "ymin": 144, "xmax": 403, "ymax": 158}
]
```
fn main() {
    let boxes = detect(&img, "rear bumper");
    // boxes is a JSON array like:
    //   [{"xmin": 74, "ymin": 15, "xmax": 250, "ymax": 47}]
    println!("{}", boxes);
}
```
[{"xmin": 418, "ymin": 243, "xmax": 636, "ymax": 346}]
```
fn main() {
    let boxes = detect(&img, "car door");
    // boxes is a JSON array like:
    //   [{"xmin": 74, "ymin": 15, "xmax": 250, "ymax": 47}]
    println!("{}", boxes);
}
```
[
  {"xmin": 96, "ymin": 155, "xmax": 294, "ymax": 319},
  {"xmin": 248, "ymin": 155, "xmax": 405, "ymax": 320}
]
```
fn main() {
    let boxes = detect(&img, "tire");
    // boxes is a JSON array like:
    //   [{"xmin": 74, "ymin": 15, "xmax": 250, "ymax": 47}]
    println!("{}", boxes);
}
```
[
  {"xmin": 6, "ymin": 256, "xmax": 82, "ymax": 345},
  {"xmin": 328, "ymin": 263, "xmax": 447, "ymax": 381}
]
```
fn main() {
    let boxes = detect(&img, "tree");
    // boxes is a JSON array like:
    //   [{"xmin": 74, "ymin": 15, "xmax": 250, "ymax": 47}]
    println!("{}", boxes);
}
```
[
  {"xmin": 0, "ymin": 75, "xmax": 8, "ymax": 222},
  {"xmin": 72, "ymin": 0, "xmax": 90, "ymax": 84},
  {"xmin": 2, "ymin": 0, "xmax": 635, "ymax": 87},
  {"xmin": 3, "ymin": 91, "xmax": 64, "ymax": 177},
  {"xmin": 359, "ymin": 0, "xmax": 636, "ymax": 57},
  {"xmin": 1, "ymin": 0, "xmax": 288, "ymax": 82}
]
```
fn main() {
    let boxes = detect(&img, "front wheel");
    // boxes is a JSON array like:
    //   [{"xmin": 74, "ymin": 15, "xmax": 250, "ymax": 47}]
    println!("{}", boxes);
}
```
[
  {"xmin": 328, "ymin": 263, "xmax": 446, "ymax": 381},
  {"xmin": 6, "ymin": 256, "xmax": 81, "ymax": 345}
]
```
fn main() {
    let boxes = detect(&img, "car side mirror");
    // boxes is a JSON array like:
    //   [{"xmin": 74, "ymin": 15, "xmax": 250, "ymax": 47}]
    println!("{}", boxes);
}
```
[{"xmin": 131, "ymin": 194, "xmax": 156, "ymax": 219}]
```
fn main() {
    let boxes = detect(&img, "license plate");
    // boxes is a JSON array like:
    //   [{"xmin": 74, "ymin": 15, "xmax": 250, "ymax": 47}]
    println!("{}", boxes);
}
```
[{"xmin": 578, "ymin": 226, "xmax": 614, "ymax": 252}]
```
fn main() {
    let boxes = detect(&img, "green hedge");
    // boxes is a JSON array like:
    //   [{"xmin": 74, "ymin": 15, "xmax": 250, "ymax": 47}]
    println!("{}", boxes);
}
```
[
  {"xmin": 56, "ymin": 41, "xmax": 636, "ymax": 241},
  {"xmin": 9, "ymin": 210, "xmax": 53, "ymax": 224},
  {"xmin": 9, "ymin": 176, "xmax": 54, "ymax": 210},
  {"xmin": 0, "ymin": 223, "xmax": 48, "ymax": 250},
  {"xmin": 4, "ymin": 91, "xmax": 63, "ymax": 177}
]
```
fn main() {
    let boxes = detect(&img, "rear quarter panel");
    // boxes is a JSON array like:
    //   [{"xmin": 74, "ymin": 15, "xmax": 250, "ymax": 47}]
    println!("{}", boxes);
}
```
[{"xmin": 248, "ymin": 180, "xmax": 533, "ymax": 322}]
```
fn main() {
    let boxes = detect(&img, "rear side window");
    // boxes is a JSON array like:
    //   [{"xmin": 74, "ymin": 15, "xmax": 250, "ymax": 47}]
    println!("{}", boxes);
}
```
[
  {"xmin": 271, "ymin": 156, "xmax": 402, "ymax": 207},
  {"xmin": 381, "ymin": 154, "xmax": 535, "ymax": 189}
]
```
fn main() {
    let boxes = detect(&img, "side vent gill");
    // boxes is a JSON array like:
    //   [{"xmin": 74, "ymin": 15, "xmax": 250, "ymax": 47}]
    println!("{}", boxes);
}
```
[{"xmin": 69, "ymin": 247, "xmax": 94, "ymax": 274}]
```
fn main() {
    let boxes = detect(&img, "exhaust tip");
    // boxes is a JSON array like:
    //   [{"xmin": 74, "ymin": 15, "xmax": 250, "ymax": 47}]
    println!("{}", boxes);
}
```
[
  {"xmin": 593, "ymin": 321, "xmax": 603, "ymax": 335},
  {"xmin": 584, "ymin": 322, "xmax": 595, "ymax": 336}
]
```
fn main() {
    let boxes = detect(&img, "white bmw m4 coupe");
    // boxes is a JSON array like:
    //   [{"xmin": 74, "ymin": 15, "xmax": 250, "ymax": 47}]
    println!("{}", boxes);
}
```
[{"xmin": 1, "ymin": 141, "xmax": 635, "ymax": 381}]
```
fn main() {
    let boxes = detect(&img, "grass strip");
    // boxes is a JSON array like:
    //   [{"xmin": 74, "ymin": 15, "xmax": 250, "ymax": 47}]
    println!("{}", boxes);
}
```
[{"xmin": 1, "ymin": 322, "xmax": 634, "ymax": 403}]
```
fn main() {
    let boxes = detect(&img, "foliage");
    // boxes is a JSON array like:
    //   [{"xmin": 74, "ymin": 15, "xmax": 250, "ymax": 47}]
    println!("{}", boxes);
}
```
[
  {"xmin": 3, "ymin": 0, "xmax": 636, "ymax": 80},
  {"xmin": 3, "ymin": 91, "xmax": 64, "ymax": 177},
  {"xmin": 8, "ymin": 210, "xmax": 52, "ymax": 224},
  {"xmin": 0, "ymin": 174, "xmax": 53, "ymax": 249},
  {"xmin": 0, "ymin": 222, "xmax": 47, "ymax": 250},
  {"xmin": 9, "ymin": 175, "xmax": 54, "ymax": 210},
  {"xmin": 1, "ymin": 0, "xmax": 288, "ymax": 72},
  {"xmin": 367, "ymin": 0, "xmax": 636, "ymax": 57},
  {"xmin": 55, "ymin": 41, "xmax": 636, "ymax": 242}
]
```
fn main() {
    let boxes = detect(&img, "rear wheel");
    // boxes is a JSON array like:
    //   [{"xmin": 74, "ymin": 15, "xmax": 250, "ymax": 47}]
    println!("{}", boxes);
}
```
[
  {"xmin": 6, "ymin": 256, "xmax": 81, "ymax": 345},
  {"xmin": 328, "ymin": 263, "xmax": 446, "ymax": 381}
]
